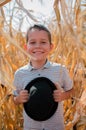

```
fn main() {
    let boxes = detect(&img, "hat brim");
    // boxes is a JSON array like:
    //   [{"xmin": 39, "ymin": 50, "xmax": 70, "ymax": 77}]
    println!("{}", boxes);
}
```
[{"xmin": 24, "ymin": 77, "xmax": 58, "ymax": 121}]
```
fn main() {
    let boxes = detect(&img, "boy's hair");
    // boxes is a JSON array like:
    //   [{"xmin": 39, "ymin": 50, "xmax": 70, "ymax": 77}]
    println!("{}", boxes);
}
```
[{"xmin": 26, "ymin": 24, "xmax": 51, "ymax": 43}]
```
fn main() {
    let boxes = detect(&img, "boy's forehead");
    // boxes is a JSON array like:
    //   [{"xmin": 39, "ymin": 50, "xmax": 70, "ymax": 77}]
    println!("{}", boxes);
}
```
[
  {"xmin": 29, "ymin": 28, "xmax": 46, "ymax": 33},
  {"xmin": 26, "ymin": 26, "xmax": 51, "ymax": 43},
  {"xmin": 28, "ymin": 28, "xmax": 49, "ymax": 37}
]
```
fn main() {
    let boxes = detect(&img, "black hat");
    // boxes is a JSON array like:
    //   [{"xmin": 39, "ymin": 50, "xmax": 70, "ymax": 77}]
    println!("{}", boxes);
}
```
[{"xmin": 24, "ymin": 77, "xmax": 58, "ymax": 121}]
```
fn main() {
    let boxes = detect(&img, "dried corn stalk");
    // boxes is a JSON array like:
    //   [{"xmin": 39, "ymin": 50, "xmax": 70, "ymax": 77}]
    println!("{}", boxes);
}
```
[{"xmin": 0, "ymin": 0, "xmax": 86, "ymax": 129}]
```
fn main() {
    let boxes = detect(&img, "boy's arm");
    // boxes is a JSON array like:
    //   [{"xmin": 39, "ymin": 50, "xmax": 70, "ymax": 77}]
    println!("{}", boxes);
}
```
[
  {"xmin": 63, "ymin": 88, "xmax": 74, "ymax": 100},
  {"xmin": 13, "ymin": 95, "xmax": 22, "ymax": 105},
  {"xmin": 13, "ymin": 90, "xmax": 29, "ymax": 105},
  {"xmin": 53, "ymin": 88, "xmax": 74, "ymax": 102}
]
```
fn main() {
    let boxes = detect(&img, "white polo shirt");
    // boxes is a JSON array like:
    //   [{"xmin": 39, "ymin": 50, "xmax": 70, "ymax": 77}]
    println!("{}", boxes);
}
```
[{"xmin": 13, "ymin": 60, "xmax": 73, "ymax": 130}]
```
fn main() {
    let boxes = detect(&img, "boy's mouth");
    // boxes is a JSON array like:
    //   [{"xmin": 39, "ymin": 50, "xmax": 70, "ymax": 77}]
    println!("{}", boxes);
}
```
[{"xmin": 33, "ymin": 51, "xmax": 44, "ymax": 54}]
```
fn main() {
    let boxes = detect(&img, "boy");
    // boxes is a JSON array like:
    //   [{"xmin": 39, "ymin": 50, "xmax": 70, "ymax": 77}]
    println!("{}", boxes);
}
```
[{"xmin": 13, "ymin": 24, "xmax": 73, "ymax": 130}]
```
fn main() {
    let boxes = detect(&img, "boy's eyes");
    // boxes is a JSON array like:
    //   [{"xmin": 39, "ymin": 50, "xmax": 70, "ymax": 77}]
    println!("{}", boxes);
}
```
[
  {"xmin": 29, "ymin": 42, "xmax": 35, "ymax": 44},
  {"xmin": 41, "ymin": 42, "xmax": 46, "ymax": 44},
  {"xmin": 29, "ymin": 41, "xmax": 47, "ymax": 44}
]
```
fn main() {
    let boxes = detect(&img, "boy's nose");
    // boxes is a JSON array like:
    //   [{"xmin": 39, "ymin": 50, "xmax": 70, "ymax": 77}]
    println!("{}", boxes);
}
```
[{"xmin": 35, "ymin": 43, "xmax": 41, "ymax": 47}]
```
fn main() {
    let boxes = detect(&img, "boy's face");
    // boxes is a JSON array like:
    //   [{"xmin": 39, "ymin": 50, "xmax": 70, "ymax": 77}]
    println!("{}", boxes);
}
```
[{"xmin": 27, "ymin": 29, "xmax": 53, "ymax": 63}]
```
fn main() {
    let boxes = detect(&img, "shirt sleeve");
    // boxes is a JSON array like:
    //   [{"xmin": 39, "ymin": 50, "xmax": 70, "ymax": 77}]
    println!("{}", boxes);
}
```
[
  {"xmin": 62, "ymin": 66, "xmax": 73, "ymax": 91},
  {"xmin": 13, "ymin": 71, "xmax": 21, "ymax": 96}
]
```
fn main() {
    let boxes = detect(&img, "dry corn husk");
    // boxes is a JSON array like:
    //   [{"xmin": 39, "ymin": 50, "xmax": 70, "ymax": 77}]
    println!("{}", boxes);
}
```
[{"xmin": 0, "ymin": 0, "xmax": 86, "ymax": 129}]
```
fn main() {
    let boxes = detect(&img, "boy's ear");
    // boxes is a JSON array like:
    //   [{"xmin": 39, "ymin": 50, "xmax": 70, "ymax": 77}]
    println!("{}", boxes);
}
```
[
  {"xmin": 24, "ymin": 43, "xmax": 27, "ymax": 50},
  {"xmin": 50, "ymin": 43, "xmax": 54, "ymax": 50},
  {"xmin": 50, "ymin": 43, "xmax": 55, "ymax": 54}
]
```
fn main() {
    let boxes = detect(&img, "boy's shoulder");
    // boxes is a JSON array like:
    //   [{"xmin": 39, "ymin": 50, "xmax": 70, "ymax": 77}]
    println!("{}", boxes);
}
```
[
  {"xmin": 50, "ymin": 62, "xmax": 65, "ymax": 68},
  {"xmin": 14, "ymin": 64, "xmax": 29, "ymax": 75},
  {"xmin": 50, "ymin": 62, "xmax": 67, "ymax": 72}
]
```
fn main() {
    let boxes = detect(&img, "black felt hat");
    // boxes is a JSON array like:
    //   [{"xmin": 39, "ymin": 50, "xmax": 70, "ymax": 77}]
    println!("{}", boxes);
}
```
[{"xmin": 24, "ymin": 77, "xmax": 58, "ymax": 121}]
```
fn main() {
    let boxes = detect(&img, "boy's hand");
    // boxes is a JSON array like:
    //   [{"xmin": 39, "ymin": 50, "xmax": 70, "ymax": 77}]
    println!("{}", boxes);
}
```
[
  {"xmin": 53, "ymin": 82, "xmax": 64, "ymax": 102},
  {"xmin": 53, "ymin": 82, "xmax": 74, "ymax": 102},
  {"xmin": 53, "ymin": 89, "xmax": 64, "ymax": 102},
  {"xmin": 14, "ymin": 90, "xmax": 29, "ymax": 104}
]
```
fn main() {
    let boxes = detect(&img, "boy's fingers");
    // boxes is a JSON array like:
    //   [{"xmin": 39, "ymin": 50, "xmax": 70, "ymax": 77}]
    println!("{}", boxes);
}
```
[
  {"xmin": 54, "ymin": 83, "xmax": 61, "ymax": 90},
  {"xmin": 20, "ymin": 90, "xmax": 28, "ymax": 93},
  {"xmin": 22, "ymin": 90, "xmax": 28, "ymax": 92},
  {"xmin": 54, "ymin": 83, "xmax": 64, "ymax": 91}
]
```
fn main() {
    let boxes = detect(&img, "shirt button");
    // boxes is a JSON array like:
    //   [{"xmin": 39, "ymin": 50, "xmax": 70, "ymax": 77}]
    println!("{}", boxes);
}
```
[{"xmin": 38, "ymin": 74, "xmax": 40, "ymax": 76}]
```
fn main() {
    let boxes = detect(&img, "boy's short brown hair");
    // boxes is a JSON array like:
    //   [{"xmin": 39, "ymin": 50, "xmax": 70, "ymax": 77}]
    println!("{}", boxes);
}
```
[{"xmin": 26, "ymin": 24, "xmax": 51, "ymax": 43}]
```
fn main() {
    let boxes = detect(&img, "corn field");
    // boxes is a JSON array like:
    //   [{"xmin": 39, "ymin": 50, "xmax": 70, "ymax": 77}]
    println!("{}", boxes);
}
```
[{"xmin": 0, "ymin": 0, "xmax": 86, "ymax": 130}]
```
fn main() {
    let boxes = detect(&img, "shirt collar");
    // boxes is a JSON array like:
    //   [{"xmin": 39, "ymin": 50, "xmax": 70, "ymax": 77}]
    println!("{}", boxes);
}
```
[{"xmin": 28, "ymin": 60, "xmax": 51, "ymax": 71}]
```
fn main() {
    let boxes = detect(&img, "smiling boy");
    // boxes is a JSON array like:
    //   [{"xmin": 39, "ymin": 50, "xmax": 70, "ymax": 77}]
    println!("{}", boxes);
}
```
[{"xmin": 13, "ymin": 24, "xmax": 73, "ymax": 130}]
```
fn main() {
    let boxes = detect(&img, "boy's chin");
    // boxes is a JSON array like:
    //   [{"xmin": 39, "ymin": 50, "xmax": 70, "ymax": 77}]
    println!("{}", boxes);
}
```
[{"xmin": 31, "ymin": 57, "xmax": 46, "ymax": 62}]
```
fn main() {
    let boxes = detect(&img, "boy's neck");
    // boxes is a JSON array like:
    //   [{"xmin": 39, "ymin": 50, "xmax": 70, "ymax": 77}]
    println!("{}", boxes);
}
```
[{"xmin": 30, "ymin": 59, "xmax": 47, "ymax": 69}]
